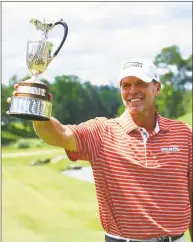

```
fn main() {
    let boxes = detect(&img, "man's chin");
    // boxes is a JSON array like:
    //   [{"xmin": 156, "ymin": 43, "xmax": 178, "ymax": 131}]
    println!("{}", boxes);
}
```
[{"xmin": 127, "ymin": 106, "xmax": 144, "ymax": 115}]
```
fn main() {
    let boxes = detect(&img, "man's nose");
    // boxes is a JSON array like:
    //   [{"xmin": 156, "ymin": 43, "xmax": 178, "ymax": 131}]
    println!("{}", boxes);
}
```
[{"xmin": 129, "ymin": 84, "xmax": 138, "ymax": 95}]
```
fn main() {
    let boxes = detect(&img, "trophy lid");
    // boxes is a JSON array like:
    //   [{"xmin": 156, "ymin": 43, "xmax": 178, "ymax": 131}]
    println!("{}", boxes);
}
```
[{"xmin": 30, "ymin": 19, "xmax": 54, "ymax": 39}]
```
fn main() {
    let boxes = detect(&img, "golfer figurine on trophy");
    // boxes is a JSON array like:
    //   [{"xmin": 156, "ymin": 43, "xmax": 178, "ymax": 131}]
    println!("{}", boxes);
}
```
[{"xmin": 7, "ymin": 18, "xmax": 68, "ymax": 121}]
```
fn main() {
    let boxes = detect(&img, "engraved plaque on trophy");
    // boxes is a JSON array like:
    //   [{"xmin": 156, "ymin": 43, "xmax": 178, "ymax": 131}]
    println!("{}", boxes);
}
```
[{"xmin": 7, "ymin": 19, "xmax": 68, "ymax": 121}]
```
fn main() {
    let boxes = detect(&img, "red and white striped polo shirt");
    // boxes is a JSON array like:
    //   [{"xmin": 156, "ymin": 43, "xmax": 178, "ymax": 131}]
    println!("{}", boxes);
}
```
[{"xmin": 65, "ymin": 110, "xmax": 192, "ymax": 240}]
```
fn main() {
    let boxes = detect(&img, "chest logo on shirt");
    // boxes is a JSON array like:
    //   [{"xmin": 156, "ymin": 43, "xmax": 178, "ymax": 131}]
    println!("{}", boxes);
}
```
[{"xmin": 160, "ymin": 146, "xmax": 180, "ymax": 152}]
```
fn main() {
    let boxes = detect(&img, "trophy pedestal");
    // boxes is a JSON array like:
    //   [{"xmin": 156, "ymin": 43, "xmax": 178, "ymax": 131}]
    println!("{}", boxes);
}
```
[
  {"xmin": 8, "ymin": 96, "xmax": 52, "ymax": 121},
  {"xmin": 7, "ymin": 81, "xmax": 52, "ymax": 121}
]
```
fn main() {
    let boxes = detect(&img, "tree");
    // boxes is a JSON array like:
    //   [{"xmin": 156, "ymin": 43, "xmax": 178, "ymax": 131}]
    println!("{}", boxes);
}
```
[
  {"xmin": 154, "ymin": 45, "xmax": 192, "ymax": 118},
  {"xmin": 8, "ymin": 75, "xmax": 18, "ymax": 87},
  {"xmin": 98, "ymin": 85, "xmax": 122, "ymax": 118},
  {"xmin": 51, "ymin": 75, "xmax": 121, "ymax": 124},
  {"xmin": 51, "ymin": 75, "xmax": 84, "ymax": 124},
  {"xmin": 1, "ymin": 83, "xmax": 12, "ymax": 117},
  {"xmin": 154, "ymin": 45, "xmax": 192, "ymax": 89}
]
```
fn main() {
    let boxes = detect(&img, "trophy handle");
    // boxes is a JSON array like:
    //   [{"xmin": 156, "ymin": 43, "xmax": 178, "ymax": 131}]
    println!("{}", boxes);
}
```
[{"xmin": 52, "ymin": 20, "xmax": 68, "ymax": 58}]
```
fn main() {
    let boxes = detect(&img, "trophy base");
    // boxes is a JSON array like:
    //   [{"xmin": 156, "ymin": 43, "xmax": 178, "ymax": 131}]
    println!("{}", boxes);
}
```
[
  {"xmin": 7, "ymin": 96, "xmax": 52, "ymax": 121},
  {"xmin": 7, "ymin": 112, "xmax": 50, "ymax": 121}
]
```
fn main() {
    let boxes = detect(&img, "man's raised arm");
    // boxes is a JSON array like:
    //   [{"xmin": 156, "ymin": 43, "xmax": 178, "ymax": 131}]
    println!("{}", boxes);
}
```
[{"xmin": 33, "ymin": 117, "xmax": 77, "ymax": 151}]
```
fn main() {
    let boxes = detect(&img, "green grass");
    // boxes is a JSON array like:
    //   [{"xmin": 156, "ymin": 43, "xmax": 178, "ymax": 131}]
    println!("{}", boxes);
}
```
[
  {"xmin": 2, "ymin": 139, "xmax": 191, "ymax": 242},
  {"xmin": 2, "ymin": 137, "xmax": 49, "ymax": 149},
  {"xmin": 2, "ymin": 146, "xmax": 103, "ymax": 242}
]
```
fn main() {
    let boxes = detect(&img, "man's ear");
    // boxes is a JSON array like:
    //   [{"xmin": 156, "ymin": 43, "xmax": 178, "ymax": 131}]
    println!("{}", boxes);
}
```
[{"xmin": 155, "ymin": 82, "xmax": 161, "ymax": 96}]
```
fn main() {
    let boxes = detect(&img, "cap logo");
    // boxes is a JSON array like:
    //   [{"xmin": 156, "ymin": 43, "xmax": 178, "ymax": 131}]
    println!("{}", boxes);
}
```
[{"xmin": 123, "ymin": 62, "xmax": 143, "ymax": 70}]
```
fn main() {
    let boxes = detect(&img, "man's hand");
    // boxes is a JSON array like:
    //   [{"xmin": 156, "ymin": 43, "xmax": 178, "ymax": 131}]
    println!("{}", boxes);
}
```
[
  {"xmin": 6, "ymin": 84, "xmax": 77, "ymax": 151},
  {"xmin": 48, "ymin": 93, "xmax": 52, "ymax": 102},
  {"xmin": 7, "ymin": 83, "xmax": 18, "ymax": 104}
]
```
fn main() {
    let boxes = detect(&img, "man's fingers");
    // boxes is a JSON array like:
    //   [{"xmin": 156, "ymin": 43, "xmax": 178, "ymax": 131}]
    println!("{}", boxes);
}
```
[
  {"xmin": 14, "ymin": 83, "xmax": 18, "ymax": 89},
  {"xmin": 12, "ymin": 90, "xmax": 18, "ymax": 96},
  {"xmin": 7, "ymin": 97, "xmax": 11, "ymax": 104},
  {"xmin": 7, "ymin": 91, "xmax": 18, "ymax": 104},
  {"xmin": 48, "ymin": 93, "xmax": 52, "ymax": 102}
]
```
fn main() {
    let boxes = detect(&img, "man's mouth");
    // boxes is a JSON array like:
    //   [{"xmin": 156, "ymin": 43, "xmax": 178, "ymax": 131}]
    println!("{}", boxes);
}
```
[{"xmin": 128, "ymin": 98, "xmax": 143, "ymax": 103}]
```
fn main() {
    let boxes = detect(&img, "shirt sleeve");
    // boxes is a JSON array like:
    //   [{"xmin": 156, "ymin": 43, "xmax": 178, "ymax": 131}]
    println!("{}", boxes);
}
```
[
  {"xmin": 187, "ymin": 126, "xmax": 192, "ymax": 232},
  {"xmin": 65, "ymin": 117, "xmax": 107, "ymax": 163}
]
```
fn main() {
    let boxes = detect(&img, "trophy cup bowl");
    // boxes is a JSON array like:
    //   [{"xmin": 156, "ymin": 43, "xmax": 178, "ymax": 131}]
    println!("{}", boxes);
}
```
[{"xmin": 7, "ymin": 19, "xmax": 68, "ymax": 121}]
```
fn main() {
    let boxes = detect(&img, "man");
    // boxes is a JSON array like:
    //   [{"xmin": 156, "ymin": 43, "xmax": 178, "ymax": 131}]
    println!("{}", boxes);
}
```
[{"xmin": 9, "ymin": 61, "xmax": 192, "ymax": 242}]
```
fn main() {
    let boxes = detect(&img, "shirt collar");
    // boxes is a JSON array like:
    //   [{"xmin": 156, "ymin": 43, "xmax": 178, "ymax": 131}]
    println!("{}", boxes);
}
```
[{"xmin": 117, "ymin": 109, "xmax": 170, "ymax": 134}]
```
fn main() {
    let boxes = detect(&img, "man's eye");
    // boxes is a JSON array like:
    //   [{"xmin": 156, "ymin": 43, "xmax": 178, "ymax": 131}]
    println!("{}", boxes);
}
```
[{"xmin": 138, "ymin": 82, "xmax": 146, "ymax": 86}]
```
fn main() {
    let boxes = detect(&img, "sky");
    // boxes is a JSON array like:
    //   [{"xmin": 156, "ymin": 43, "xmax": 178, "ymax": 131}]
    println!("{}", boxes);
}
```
[{"xmin": 2, "ymin": 2, "xmax": 192, "ymax": 87}]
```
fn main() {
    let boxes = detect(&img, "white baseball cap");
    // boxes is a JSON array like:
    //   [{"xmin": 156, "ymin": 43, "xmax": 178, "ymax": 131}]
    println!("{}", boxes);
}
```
[{"xmin": 119, "ymin": 61, "xmax": 160, "ymax": 83}]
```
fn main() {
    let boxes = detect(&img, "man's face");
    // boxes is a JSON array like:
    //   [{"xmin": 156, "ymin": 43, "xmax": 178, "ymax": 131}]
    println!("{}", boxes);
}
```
[{"xmin": 120, "ymin": 76, "xmax": 161, "ymax": 115}]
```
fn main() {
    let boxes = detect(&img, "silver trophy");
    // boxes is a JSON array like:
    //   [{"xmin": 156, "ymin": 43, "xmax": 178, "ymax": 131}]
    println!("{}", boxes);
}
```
[{"xmin": 7, "ymin": 19, "xmax": 68, "ymax": 121}]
